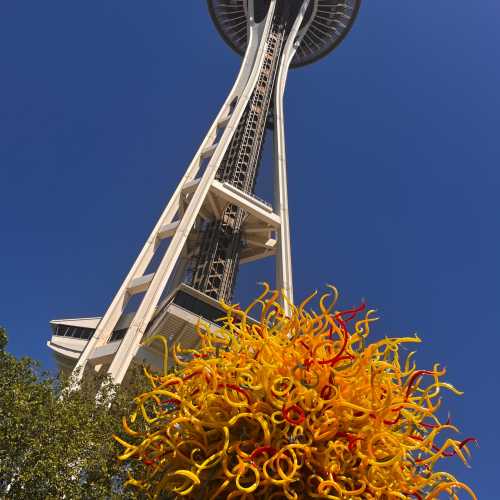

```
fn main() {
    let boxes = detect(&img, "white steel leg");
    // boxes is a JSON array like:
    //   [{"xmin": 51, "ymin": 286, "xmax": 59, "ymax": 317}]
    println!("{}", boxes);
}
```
[{"xmin": 273, "ymin": 0, "xmax": 310, "ymax": 314}]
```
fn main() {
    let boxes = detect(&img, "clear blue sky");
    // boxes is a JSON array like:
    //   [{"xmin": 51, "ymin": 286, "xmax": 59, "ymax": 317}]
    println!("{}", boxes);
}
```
[{"xmin": 1, "ymin": 1, "xmax": 498, "ymax": 495}]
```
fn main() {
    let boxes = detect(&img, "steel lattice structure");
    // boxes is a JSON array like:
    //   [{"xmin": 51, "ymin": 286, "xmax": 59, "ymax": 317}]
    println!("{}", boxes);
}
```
[{"xmin": 47, "ymin": 0, "xmax": 360, "ymax": 384}]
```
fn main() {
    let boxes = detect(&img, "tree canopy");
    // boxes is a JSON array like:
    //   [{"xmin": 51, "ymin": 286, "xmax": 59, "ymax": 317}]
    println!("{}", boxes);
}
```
[{"xmin": 0, "ymin": 326, "xmax": 147, "ymax": 499}]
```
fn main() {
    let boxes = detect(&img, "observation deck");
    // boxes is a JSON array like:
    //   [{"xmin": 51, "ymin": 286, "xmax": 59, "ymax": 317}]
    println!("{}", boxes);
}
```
[{"xmin": 208, "ymin": 0, "xmax": 361, "ymax": 68}]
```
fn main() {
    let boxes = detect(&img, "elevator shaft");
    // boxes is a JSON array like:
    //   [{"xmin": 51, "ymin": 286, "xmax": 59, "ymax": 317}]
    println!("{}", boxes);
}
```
[{"xmin": 189, "ymin": 23, "xmax": 285, "ymax": 301}]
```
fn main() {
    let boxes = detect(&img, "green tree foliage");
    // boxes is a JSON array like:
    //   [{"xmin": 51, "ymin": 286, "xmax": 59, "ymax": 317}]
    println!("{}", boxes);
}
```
[{"xmin": 0, "ymin": 326, "xmax": 148, "ymax": 499}]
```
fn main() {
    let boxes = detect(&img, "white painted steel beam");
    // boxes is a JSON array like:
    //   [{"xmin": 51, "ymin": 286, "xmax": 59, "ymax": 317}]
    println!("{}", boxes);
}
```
[
  {"xmin": 200, "ymin": 143, "xmax": 218, "ymax": 159},
  {"xmin": 181, "ymin": 178, "xmax": 280, "ymax": 228},
  {"xmin": 127, "ymin": 273, "xmax": 155, "ymax": 295},
  {"xmin": 157, "ymin": 221, "xmax": 179, "ymax": 240},
  {"xmin": 217, "ymin": 114, "xmax": 232, "ymax": 128},
  {"xmin": 244, "ymin": 237, "xmax": 277, "ymax": 250},
  {"xmin": 243, "ymin": 225, "xmax": 273, "ymax": 234},
  {"xmin": 211, "ymin": 181, "xmax": 280, "ymax": 228},
  {"xmin": 273, "ymin": 0, "xmax": 311, "ymax": 313},
  {"xmin": 240, "ymin": 248, "xmax": 276, "ymax": 265}
]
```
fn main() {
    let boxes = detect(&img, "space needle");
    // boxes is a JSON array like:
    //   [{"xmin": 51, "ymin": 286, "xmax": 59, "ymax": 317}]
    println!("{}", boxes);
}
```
[{"xmin": 47, "ymin": 0, "xmax": 361, "ymax": 384}]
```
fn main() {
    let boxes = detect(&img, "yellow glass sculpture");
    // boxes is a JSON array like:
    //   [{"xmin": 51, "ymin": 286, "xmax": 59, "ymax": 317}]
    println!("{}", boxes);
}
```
[{"xmin": 115, "ymin": 285, "xmax": 476, "ymax": 499}]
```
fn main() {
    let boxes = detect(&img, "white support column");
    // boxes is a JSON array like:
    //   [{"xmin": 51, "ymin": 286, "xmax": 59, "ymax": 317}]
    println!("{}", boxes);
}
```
[
  {"xmin": 106, "ymin": 1, "xmax": 278, "ymax": 385},
  {"xmin": 273, "ymin": 0, "xmax": 311, "ymax": 314},
  {"xmin": 71, "ymin": 0, "xmax": 278, "ymax": 383}
]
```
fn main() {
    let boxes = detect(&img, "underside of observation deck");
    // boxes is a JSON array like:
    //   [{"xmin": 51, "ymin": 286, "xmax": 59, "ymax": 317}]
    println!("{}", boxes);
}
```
[{"xmin": 208, "ymin": 0, "xmax": 361, "ymax": 68}]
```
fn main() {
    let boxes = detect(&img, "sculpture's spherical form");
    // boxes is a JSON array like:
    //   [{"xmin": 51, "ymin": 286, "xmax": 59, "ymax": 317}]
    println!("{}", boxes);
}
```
[
  {"xmin": 116, "ymin": 286, "xmax": 476, "ymax": 499},
  {"xmin": 208, "ymin": 0, "xmax": 361, "ymax": 68}
]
